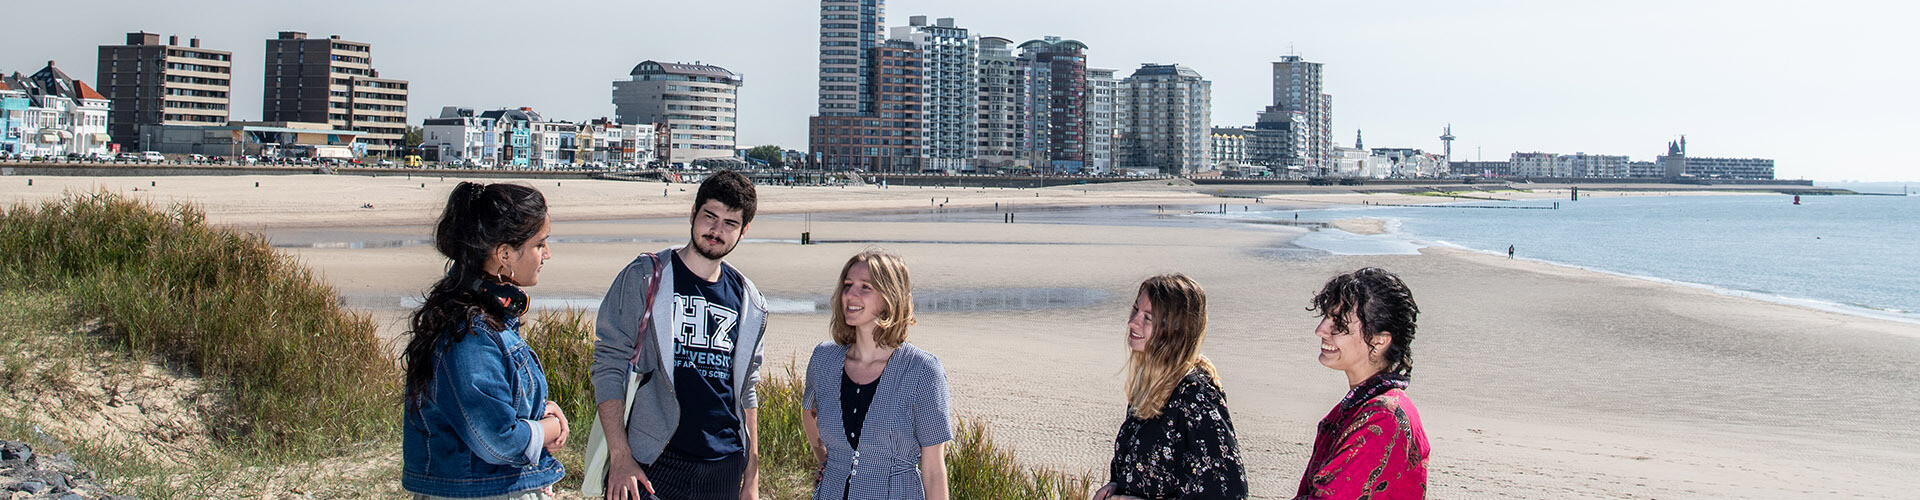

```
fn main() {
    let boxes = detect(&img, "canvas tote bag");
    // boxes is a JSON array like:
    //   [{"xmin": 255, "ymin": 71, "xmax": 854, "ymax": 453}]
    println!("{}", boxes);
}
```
[{"xmin": 582, "ymin": 253, "xmax": 662, "ymax": 497}]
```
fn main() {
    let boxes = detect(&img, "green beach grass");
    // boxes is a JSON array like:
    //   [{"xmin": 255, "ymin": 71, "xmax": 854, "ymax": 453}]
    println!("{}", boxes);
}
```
[
  {"xmin": 0, "ymin": 191, "xmax": 397, "ymax": 455},
  {"xmin": 1, "ymin": 191, "xmax": 1094, "ymax": 499}
]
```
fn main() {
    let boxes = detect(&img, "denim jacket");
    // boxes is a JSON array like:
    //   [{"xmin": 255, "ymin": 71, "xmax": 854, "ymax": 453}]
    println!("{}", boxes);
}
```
[{"xmin": 403, "ymin": 285, "xmax": 565, "ymax": 497}]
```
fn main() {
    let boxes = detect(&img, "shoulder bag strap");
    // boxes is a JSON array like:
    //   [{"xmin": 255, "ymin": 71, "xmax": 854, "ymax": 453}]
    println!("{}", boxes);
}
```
[{"xmin": 629, "ymin": 252, "xmax": 664, "ymax": 367}]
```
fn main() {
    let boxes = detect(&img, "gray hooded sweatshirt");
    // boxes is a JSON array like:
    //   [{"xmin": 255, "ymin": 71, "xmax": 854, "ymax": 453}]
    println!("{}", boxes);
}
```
[{"xmin": 592, "ymin": 246, "xmax": 768, "ymax": 465}]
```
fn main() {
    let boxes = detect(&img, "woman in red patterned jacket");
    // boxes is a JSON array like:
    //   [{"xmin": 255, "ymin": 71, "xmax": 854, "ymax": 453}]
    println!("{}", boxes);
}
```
[{"xmin": 1295, "ymin": 268, "xmax": 1429, "ymax": 500}]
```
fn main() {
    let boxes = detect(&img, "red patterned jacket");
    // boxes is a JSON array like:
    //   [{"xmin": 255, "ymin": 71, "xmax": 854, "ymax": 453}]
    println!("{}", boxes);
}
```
[{"xmin": 1295, "ymin": 374, "xmax": 1428, "ymax": 500}]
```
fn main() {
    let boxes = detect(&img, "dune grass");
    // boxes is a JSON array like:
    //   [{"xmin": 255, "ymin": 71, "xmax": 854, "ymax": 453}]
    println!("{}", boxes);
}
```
[
  {"xmin": 1, "ymin": 190, "xmax": 1091, "ymax": 498},
  {"xmin": 0, "ymin": 191, "xmax": 397, "ymax": 457}
]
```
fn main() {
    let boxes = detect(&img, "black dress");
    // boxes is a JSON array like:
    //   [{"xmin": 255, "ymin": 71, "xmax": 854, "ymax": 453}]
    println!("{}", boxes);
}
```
[{"xmin": 1107, "ymin": 371, "xmax": 1248, "ymax": 500}]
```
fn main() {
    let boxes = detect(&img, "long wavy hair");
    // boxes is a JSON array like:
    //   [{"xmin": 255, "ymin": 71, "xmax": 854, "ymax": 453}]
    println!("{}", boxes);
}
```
[
  {"xmin": 402, "ymin": 182, "xmax": 547, "ymax": 408},
  {"xmin": 1124, "ymin": 273, "xmax": 1221, "ymax": 419}
]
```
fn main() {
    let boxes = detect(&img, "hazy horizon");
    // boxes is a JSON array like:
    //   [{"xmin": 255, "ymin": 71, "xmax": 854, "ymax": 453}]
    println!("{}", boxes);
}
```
[{"xmin": 2, "ymin": 0, "xmax": 1913, "ymax": 182}]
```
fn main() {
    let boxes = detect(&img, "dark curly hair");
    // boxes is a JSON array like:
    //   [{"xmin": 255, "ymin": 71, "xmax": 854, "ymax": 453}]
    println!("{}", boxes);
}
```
[
  {"xmin": 402, "ymin": 181, "xmax": 548, "ymax": 408},
  {"xmin": 1308, "ymin": 267, "xmax": 1418, "ymax": 377},
  {"xmin": 694, "ymin": 170, "xmax": 757, "ymax": 225}
]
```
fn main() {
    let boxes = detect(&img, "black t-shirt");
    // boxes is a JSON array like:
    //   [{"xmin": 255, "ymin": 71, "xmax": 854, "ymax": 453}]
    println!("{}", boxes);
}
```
[{"xmin": 665, "ymin": 250, "xmax": 746, "ymax": 460}]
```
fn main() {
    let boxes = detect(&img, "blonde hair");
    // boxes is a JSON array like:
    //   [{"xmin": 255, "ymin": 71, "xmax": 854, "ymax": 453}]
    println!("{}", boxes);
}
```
[
  {"xmin": 1124, "ymin": 273, "xmax": 1222, "ymax": 419},
  {"xmin": 829, "ymin": 250, "xmax": 916, "ymax": 348}
]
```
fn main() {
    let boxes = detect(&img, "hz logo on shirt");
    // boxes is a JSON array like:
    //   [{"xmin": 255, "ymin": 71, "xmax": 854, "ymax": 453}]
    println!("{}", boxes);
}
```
[{"xmin": 674, "ymin": 294, "xmax": 738, "ymax": 351}]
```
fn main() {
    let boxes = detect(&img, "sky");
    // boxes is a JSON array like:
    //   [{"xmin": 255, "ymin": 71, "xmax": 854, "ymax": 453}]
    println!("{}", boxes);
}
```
[{"xmin": 3, "ymin": 0, "xmax": 1914, "ymax": 181}]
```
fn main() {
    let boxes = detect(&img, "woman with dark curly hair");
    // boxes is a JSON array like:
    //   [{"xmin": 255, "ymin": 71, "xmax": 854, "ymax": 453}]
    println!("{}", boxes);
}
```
[
  {"xmin": 401, "ymin": 182, "xmax": 567, "ymax": 499},
  {"xmin": 1294, "ymin": 267, "xmax": 1429, "ymax": 500}
]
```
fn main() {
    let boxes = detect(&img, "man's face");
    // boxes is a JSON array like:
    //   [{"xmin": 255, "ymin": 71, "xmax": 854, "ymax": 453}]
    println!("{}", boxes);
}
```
[{"xmin": 688, "ymin": 199, "xmax": 748, "ymax": 260}]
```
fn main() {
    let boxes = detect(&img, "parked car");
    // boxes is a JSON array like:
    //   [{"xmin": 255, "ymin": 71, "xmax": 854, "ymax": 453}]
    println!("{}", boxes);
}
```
[
  {"xmin": 141, "ymin": 151, "xmax": 165, "ymax": 163},
  {"xmin": 241, "ymin": 155, "xmax": 257, "ymax": 164},
  {"xmin": 188, "ymin": 154, "xmax": 208, "ymax": 163},
  {"xmin": 376, "ymin": 159, "xmax": 394, "ymax": 167}
]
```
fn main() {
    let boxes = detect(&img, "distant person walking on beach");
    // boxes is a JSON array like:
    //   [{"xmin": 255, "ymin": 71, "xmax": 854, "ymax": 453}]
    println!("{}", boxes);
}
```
[
  {"xmin": 401, "ymin": 182, "xmax": 567, "ymax": 499},
  {"xmin": 1295, "ymin": 268, "xmax": 1429, "ymax": 500},
  {"xmin": 802, "ymin": 250, "xmax": 953, "ymax": 500},
  {"xmin": 1508, "ymin": 245, "xmax": 1514, "ymax": 259},
  {"xmin": 592, "ymin": 171, "xmax": 769, "ymax": 500},
  {"xmin": 1094, "ymin": 274, "xmax": 1248, "ymax": 500}
]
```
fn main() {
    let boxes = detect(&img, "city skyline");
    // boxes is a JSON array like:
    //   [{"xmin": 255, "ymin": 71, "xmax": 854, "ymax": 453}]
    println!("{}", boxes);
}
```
[{"xmin": 1, "ymin": 0, "xmax": 1911, "ymax": 180}]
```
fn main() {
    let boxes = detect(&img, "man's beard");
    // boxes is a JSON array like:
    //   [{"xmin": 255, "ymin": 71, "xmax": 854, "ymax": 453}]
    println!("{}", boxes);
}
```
[{"xmin": 691, "ymin": 232, "xmax": 736, "ymax": 260}]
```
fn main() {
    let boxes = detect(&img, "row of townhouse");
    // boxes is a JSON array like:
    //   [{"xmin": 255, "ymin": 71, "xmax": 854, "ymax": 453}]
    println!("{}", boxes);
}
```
[{"xmin": 421, "ymin": 106, "xmax": 659, "ymax": 169}]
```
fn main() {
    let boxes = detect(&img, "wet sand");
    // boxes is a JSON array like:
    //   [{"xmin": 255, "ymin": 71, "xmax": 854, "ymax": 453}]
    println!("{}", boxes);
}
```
[{"xmin": 4, "ymin": 175, "xmax": 1914, "ymax": 498}]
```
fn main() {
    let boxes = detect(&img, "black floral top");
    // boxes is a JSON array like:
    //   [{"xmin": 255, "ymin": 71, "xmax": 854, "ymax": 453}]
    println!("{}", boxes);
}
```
[{"xmin": 1108, "ymin": 371, "xmax": 1248, "ymax": 499}]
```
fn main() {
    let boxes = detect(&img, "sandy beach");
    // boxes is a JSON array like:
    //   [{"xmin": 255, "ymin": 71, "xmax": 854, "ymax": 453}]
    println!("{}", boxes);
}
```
[{"xmin": 4, "ymin": 174, "xmax": 1914, "ymax": 499}]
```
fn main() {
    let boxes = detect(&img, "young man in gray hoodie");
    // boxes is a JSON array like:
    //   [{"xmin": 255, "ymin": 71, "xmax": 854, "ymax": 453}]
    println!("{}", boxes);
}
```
[{"xmin": 594, "ymin": 171, "xmax": 769, "ymax": 500}]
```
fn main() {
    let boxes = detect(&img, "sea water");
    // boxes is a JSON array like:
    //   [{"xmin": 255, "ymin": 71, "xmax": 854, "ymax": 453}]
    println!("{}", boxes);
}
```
[{"xmin": 1279, "ymin": 194, "xmax": 1920, "ymax": 323}]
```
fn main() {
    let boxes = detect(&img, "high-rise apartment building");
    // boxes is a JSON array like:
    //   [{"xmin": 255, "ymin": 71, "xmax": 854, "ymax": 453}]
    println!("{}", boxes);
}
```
[
  {"xmin": 1116, "ymin": 63, "xmax": 1210, "ymax": 175},
  {"xmin": 811, "ymin": 0, "xmax": 926, "ymax": 171},
  {"xmin": 817, "ymin": 0, "xmax": 883, "ymax": 117},
  {"xmin": 613, "ymin": 60, "xmax": 742, "ymax": 169},
  {"xmin": 808, "ymin": 41, "xmax": 923, "ymax": 172},
  {"xmin": 1087, "ymin": 68, "xmax": 1117, "ymax": 175},
  {"xmin": 891, "ymin": 16, "xmax": 976, "ymax": 173},
  {"xmin": 974, "ymin": 36, "xmax": 1031, "ymax": 171},
  {"xmin": 1019, "ymin": 37, "xmax": 1088, "ymax": 174},
  {"xmin": 1272, "ymin": 56, "xmax": 1330, "ymax": 171},
  {"xmin": 263, "ymin": 32, "xmax": 409, "ymax": 157},
  {"xmin": 97, "ymin": 32, "xmax": 230, "ymax": 151}
]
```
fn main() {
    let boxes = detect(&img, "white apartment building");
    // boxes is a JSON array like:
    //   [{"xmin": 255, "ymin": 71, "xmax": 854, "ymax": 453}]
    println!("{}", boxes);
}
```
[
  {"xmin": 974, "ymin": 36, "xmax": 1030, "ymax": 171},
  {"xmin": 1087, "ymin": 68, "xmax": 1117, "ymax": 175},
  {"xmin": 1210, "ymin": 126, "xmax": 1251, "ymax": 168},
  {"xmin": 613, "ymin": 60, "xmax": 742, "ymax": 169}
]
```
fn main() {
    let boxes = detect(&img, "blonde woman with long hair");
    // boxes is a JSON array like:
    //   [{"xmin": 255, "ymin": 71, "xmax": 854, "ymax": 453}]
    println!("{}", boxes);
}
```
[
  {"xmin": 802, "ymin": 250, "xmax": 952, "ymax": 500},
  {"xmin": 1094, "ymin": 274, "xmax": 1248, "ymax": 500}
]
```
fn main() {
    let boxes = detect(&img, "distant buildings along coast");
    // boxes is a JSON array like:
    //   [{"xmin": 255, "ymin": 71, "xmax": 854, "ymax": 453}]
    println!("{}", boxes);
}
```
[{"xmin": 0, "ymin": 19, "xmax": 1782, "ymax": 178}]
